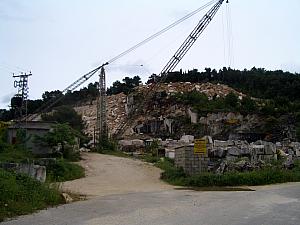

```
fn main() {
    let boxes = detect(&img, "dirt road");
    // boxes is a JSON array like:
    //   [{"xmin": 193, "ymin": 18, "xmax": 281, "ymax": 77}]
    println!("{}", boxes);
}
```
[
  {"xmin": 62, "ymin": 153, "xmax": 171, "ymax": 197},
  {"xmin": 4, "ymin": 153, "xmax": 300, "ymax": 225}
]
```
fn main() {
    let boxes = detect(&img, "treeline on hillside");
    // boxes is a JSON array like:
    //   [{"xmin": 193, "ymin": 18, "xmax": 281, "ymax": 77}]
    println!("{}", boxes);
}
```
[
  {"xmin": 0, "ymin": 82, "xmax": 99, "ymax": 121},
  {"xmin": 0, "ymin": 75, "xmax": 142, "ymax": 122},
  {"xmin": 148, "ymin": 67, "xmax": 300, "ymax": 102},
  {"xmin": 1, "ymin": 67, "xmax": 300, "ymax": 121}
]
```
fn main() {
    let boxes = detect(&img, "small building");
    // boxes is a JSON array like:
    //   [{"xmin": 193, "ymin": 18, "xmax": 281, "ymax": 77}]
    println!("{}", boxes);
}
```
[{"xmin": 7, "ymin": 121, "xmax": 55, "ymax": 155}]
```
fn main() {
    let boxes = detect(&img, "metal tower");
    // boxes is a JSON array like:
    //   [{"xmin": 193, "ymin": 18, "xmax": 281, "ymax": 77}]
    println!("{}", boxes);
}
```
[
  {"xmin": 96, "ymin": 66, "xmax": 108, "ymax": 144},
  {"xmin": 12, "ymin": 72, "xmax": 32, "ymax": 119}
]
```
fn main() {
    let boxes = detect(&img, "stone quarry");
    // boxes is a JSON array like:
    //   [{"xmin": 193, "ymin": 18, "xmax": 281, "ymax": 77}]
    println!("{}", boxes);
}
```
[
  {"xmin": 73, "ymin": 81, "xmax": 298, "ymax": 177},
  {"xmin": 74, "ymin": 92, "xmax": 127, "ymax": 138},
  {"xmin": 74, "ymin": 82, "xmax": 248, "ymax": 139}
]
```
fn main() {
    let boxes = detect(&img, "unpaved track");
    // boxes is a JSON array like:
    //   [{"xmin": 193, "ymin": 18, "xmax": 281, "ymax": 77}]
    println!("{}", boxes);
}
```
[
  {"xmin": 3, "ymin": 153, "xmax": 300, "ymax": 225},
  {"xmin": 62, "ymin": 153, "xmax": 172, "ymax": 197}
]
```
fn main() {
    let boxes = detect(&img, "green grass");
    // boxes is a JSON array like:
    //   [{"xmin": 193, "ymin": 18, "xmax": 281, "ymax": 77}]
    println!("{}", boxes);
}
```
[
  {"xmin": 46, "ymin": 160, "xmax": 85, "ymax": 182},
  {"xmin": 0, "ymin": 169, "xmax": 63, "ymax": 222},
  {"xmin": 0, "ymin": 147, "xmax": 33, "ymax": 163},
  {"xmin": 157, "ymin": 158, "xmax": 300, "ymax": 187}
]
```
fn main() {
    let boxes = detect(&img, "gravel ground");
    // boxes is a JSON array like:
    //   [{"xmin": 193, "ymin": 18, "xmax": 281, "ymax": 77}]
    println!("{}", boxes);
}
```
[
  {"xmin": 61, "ymin": 153, "xmax": 172, "ymax": 198},
  {"xmin": 3, "ymin": 183, "xmax": 300, "ymax": 225}
]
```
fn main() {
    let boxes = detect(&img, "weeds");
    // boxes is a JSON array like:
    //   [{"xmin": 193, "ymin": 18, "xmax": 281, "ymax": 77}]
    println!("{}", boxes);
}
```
[
  {"xmin": 158, "ymin": 159, "xmax": 300, "ymax": 187},
  {"xmin": 0, "ymin": 169, "xmax": 63, "ymax": 222},
  {"xmin": 46, "ymin": 160, "xmax": 85, "ymax": 182}
]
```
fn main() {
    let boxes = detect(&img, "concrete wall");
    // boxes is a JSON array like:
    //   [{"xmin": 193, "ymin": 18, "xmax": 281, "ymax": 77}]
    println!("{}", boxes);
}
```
[
  {"xmin": 7, "ymin": 121, "xmax": 55, "ymax": 155},
  {"xmin": 188, "ymin": 108, "xmax": 198, "ymax": 124},
  {"xmin": 7, "ymin": 129, "xmax": 52, "ymax": 155},
  {"xmin": 0, "ymin": 163, "xmax": 46, "ymax": 183}
]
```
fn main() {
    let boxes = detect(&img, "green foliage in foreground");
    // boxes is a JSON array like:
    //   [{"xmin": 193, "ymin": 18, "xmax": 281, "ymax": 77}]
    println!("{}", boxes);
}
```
[
  {"xmin": 46, "ymin": 160, "xmax": 85, "ymax": 182},
  {"xmin": 0, "ymin": 147, "xmax": 33, "ymax": 163},
  {"xmin": 0, "ymin": 169, "xmax": 63, "ymax": 222},
  {"xmin": 157, "ymin": 159, "xmax": 300, "ymax": 187}
]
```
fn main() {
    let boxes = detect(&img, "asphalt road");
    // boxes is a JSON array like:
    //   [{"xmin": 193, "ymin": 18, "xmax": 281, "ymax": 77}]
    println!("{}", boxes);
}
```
[{"xmin": 3, "ymin": 182, "xmax": 300, "ymax": 225}]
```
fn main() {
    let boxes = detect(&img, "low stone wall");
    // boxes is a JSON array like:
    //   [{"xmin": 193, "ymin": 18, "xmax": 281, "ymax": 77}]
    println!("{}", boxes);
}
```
[
  {"xmin": 0, "ymin": 163, "xmax": 46, "ymax": 183},
  {"xmin": 175, "ymin": 145, "xmax": 209, "ymax": 175}
]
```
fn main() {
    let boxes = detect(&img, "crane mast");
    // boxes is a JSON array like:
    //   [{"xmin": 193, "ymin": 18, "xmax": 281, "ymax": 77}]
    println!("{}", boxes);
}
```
[
  {"xmin": 96, "ymin": 67, "xmax": 108, "ymax": 143},
  {"xmin": 24, "ymin": 0, "xmax": 227, "ymax": 144}
]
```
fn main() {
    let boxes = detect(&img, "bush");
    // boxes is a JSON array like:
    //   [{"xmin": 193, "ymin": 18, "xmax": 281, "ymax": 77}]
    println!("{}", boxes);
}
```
[
  {"xmin": 158, "ymin": 159, "xmax": 300, "ymax": 187},
  {"xmin": 0, "ymin": 169, "xmax": 63, "ymax": 222},
  {"xmin": 0, "ymin": 147, "xmax": 32, "ymax": 163},
  {"xmin": 46, "ymin": 160, "xmax": 85, "ymax": 182}
]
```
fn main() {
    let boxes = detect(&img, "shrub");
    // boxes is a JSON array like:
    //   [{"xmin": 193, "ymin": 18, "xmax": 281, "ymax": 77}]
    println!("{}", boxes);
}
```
[
  {"xmin": 158, "ymin": 159, "xmax": 300, "ymax": 187},
  {"xmin": 46, "ymin": 160, "xmax": 85, "ymax": 182},
  {"xmin": 0, "ymin": 169, "xmax": 63, "ymax": 222}
]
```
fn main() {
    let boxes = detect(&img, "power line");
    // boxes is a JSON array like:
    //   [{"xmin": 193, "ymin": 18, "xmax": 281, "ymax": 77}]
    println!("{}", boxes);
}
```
[
  {"xmin": 27, "ymin": 0, "xmax": 218, "ymax": 121},
  {"xmin": 107, "ymin": 0, "xmax": 217, "ymax": 64}
]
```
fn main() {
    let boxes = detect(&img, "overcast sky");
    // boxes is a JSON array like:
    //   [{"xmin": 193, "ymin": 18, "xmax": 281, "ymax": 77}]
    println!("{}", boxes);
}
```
[{"xmin": 1, "ymin": 0, "xmax": 300, "ymax": 109}]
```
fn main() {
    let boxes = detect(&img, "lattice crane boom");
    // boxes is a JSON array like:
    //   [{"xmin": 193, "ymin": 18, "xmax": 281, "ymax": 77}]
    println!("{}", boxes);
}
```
[
  {"xmin": 160, "ymin": 0, "xmax": 225, "ymax": 76},
  {"xmin": 113, "ymin": 0, "xmax": 226, "ymax": 138},
  {"xmin": 26, "ymin": 63, "xmax": 108, "ymax": 121}
]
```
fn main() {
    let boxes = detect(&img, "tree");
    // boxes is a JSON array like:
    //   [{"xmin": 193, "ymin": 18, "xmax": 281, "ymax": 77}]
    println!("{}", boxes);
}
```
[
  {"xmin": 42, "ymin": 123, "xmax": 75, "ymax": 146},
  {"xmin": 225, "ymin": 92, "xmax": 239, "ymax": 109},
  {"xmin": 107, "ymin": 76, "xmax": 141, "ymax": 95},
  {"xmin": 240, "ymin": 96, "xmax": 257, "ymax": 113},
  {"xmin": 35, "ymin": 123, "xmax": 80, "ymax": 161},
  {"xmin": 41, "ymin": 106, "xmax": 84, "ymax": 132},
  {"xmin": 42, "ymin": 90, "xmax": 63, "ymax": 103}
]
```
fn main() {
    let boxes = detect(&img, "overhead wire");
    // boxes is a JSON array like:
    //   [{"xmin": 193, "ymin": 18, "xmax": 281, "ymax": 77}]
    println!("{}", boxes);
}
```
[
  {"xmin": 225, "ymin": 2, "xmax": 234, "ymax": 67},
  {"xmin": 113, "ymin": 0, "xmax": 226, "ymax": 137},
  {"xmin": 228, "ymin": 3, "xmax": 234, "ymax": 67},
  {"xmin": 107, "ymin": 0, "xmax": 217, "ymax": 64},
  {"xmin": 143, "ymin": 14, "xmax": 199, "ymax": 70},
  {"xmin": 27, "ymin": 0, "xmax": 219, "ymax": 121}
]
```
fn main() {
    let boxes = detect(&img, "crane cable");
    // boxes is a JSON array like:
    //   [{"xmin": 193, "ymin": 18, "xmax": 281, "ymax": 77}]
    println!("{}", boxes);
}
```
[
  {"xmin": 226, "ymin": 2, "xmax": 234, "ymax": 67},
  {"xmin": 107, "ymin": 0, "xmax": 218, "ymax": 64},
  {"xmin": 114, "ymin": 0, "xmax": 226, "ymax": 137},
  {"xmin": 27, "ymin": 0, "xmax": 218, "ymax": 121}
]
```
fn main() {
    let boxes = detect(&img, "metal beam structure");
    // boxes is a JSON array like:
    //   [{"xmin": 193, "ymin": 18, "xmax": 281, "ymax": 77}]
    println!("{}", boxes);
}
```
[
  {"xmin": 160, "ymin": 0, "xmax": 225, "ymax": 77},
  {"xmin": 96, "ymin": 67, "xmax": 108, "ymax": 144},
  {"xmin": 13, "ymin": 72, "xmax": 32, "ymax": 119},
  {"xmin": 113, "ymin": 0, "xmax": 226, "ymax": 138}
]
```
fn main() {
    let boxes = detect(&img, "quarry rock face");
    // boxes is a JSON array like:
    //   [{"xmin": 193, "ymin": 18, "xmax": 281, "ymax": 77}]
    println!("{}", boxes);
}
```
[
  {"xmin": 74, "ymin": 82, "xmax": 296, "ymax": 142},
  {"xmin": 74, "ymin": 93, "xmax": 127, "ymax": 138}
]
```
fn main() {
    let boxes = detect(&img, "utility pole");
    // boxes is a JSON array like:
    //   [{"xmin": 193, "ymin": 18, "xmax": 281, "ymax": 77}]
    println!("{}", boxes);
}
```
[
  {"xmin": 96, "ymin": 66, "xmax": 108, "ymax": 147},
  {"xmin": 12, "ymin": 72, "xmax": 32, "ymax": 119}
]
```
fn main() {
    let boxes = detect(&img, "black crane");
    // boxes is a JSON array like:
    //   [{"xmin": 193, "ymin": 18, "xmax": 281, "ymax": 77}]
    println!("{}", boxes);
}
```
[
  {"xmin": 114, "ymin": 0, "xmax": 227, "ymax": 138},
  {"xmin": 25, "ymin": 0, "xmax": 228, "ymax": 144}
]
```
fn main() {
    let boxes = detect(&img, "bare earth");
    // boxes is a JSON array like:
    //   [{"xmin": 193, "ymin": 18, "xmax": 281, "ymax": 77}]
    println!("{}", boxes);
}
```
[{"xmin": 62, "ymin": 153, "xmax": 172, "ymax": 198}]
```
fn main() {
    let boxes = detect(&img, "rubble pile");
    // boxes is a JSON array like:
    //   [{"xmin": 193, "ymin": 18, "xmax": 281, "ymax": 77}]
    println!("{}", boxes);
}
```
[
  {"xmin": 135, "ymin": 82, "xmax": 245, "ymax": 99},
  {"xmin": 173, "ymin": 137, "xmax": 300, "ymax": 175},
  {"xmin": 107, "ymin": 93, "xmax": 127, "ymax": 135},
  {"xmin": 210, "ymin": 140, "xmax": 278, "ymax": 174},
  {"xmin": 74, "ymin": 93, "xmax": 127, "ymax": 137}
]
